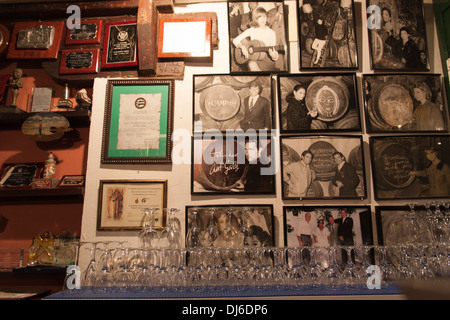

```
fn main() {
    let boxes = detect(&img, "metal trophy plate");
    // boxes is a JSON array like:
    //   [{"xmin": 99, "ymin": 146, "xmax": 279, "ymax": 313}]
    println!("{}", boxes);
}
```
[{"xmin": 16, "ymin": 25, "xmax": 55, "ymax": 49}]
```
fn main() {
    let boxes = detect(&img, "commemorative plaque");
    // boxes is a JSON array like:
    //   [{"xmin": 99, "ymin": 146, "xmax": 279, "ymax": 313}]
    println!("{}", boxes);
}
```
[
  {"xmin": 7, "ymin": 21, "xmax": 63, "ymax": 60},
  {"xmin": 65, "ymin": 20, "xmax": 102, "ymax": 45},
  {"xmin": 0, "ymin": 163, "xmax": 43, "ymax": 188},
  {"xmin": 102, "ymin": 21, "xmax": 138, "ymax": 68},
  {"xmin": 59, "ymin": 49, "xmax": 99, "ymax": 75}
]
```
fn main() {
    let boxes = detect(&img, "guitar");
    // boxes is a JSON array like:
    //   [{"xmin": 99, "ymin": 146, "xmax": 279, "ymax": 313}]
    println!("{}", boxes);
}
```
[{"xmin": 234, "ymin": 39, "xmax": 285, "ymax": 65}]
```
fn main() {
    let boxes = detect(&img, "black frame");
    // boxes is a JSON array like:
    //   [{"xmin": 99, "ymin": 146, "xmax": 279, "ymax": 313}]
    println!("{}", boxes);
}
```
[
  {"xmin": 283, "ymin": 205, "xmax": 374, "ymax": 247},
  {"xmin": 363, "ymin": 73, "xmax": 448, "ymax": 133},
  {"xmin": 277, "ymin": 73, "xmax": 362, "ymax": 133},
  {"xmin": 297, "ymin": 0, "xmax": 359, "ymax": 70},
  {"xmin": 280, "ymin": 135, "xmax": 367, "ymax": 200},
  {"xmin": 370, "ymin": 135, "xmax": 450, "ymax": 200},
  {"xmin": 191, "ymin": 133, "xmax": 276, "ymax": 195},
  {"xmin": 228, "ymin": 0, "xmax": 289, "ymax": 74},
  {"xmin": 366, "ymin": 0, "xmax": 430, "ymax": 71},
  {"xmin": 185, "ymin": 204, "xmax": 275, "ymax": 248},
  {"xmin": 192, "ymin": 73, "xmax": 274, "ymax": 134}
]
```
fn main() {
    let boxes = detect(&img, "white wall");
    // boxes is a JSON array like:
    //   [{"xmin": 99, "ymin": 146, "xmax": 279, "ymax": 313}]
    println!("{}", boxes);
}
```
[{"xmin": 78, "ymin": 0, "xmax": 444, "ymax": 268}]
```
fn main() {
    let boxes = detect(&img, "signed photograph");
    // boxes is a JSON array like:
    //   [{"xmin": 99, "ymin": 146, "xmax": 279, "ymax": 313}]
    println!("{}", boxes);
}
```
[{"xmin": 370, "ymin": 135, "xmax": 450, "ymax": 200}]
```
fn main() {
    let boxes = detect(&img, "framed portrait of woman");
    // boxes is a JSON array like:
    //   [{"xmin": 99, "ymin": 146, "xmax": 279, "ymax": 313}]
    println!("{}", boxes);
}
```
[
  {"xmin": 366, "ymin": 0, "xmax": 430, "ymax": 71},
  {"xmin": 228, "ymin": 0, "xmax": 289, "ymax": 73},
  {"xmin": 280, "ymin": 135, "xmax": 366, "ymax": 200},
  {"xmin": 363, "ymin": 74, "xmax": 448, "ymax": 133},
  {"xmin": 277, "ymin": 73, "xmax": 361, "ymax": 133},
  {"xmin": 297, "ymin": 0, "xmax": 359, "ymax": 70},
  {"xmin": 370, "ymin": 135, "xmax": 450, "ymax": 200}
]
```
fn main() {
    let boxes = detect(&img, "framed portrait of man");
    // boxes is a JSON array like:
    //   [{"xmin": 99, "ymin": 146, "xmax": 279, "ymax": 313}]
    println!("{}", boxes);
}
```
[
  {"xmin": 228, "ymin": 0, "xmax": 289, "ymax": 73},
  {"xmin": 280, "ymin": 135, "xmax": 366, "ymax": 200}
]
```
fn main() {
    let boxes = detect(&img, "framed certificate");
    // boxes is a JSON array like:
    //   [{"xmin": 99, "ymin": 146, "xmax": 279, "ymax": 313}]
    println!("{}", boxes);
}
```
[
  {"xmin": 101, "ymin": 79, "xmax": 174, "ymax": 164},
  {"xmin": 59, "ymin": 49, "xmax": 100, "ymax": 75},
  {"xmin": 102, "ymin": 20, "xmax": 138, "ymax": 69},
  {"xmin": 97, "ymin": 180, "xmax": 167, "ymax": 231}
]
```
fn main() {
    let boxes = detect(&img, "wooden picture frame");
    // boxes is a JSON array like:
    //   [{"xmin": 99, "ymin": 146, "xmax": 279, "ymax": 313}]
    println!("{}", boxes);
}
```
[
  {"xmin": 59, "ymin": 49, "xmax": 100, "ymax": 75},
  {"xmin": 193, "ymin": 74, "xmax": 273, "ymax": 134},
  {"xmin": 191, "ymin": 133, "xmax": 275, "ymax": 195},
  {"xmin": 277, "ymin": 73, "xmax": 361, "ymax": 133},
  {"xmin": 7, "ymin": 21, "xmax": 64, "ymax": 60},
  {"xmin": 366, "ymin": 0, "xmax": 430, "ymax": 71},
  {"xmin": 185, "ymin": 204, "xmax": 274, "ymax": 247},
  {"xmin": 97, "ymin": 180, "xmax": 167, "ymax": 231},
  {"xmin": 297, "ymin": 0, "xmax": 359, "ymax": 70},
  {"xmin": 101, "ymin": 79, "xmax": 174, "ymax": 164},
  {"xmin": 280, "ymin": 135, "xmax": 366, "ymax": 200},
  {"xmin": 157, "ymin": 17, "xmax": 212, "ymax": 58},
  {"xmin": 363, "ymin": 73, "xmax": 448, "ymax": 133},
  {"xmin": 65, "ymin": 19, "xmax": 102, "ymax": 45},
  {"xmin": 370, "ymin": 135, "xmax": 450, "ymax": 200},
  {"xmin": 102, "ymin": 20, "xmax": 138, "ymax": 69},
  {"xmin": 228, "ymin": 0, "xmax": 289, "ymax": 73}
]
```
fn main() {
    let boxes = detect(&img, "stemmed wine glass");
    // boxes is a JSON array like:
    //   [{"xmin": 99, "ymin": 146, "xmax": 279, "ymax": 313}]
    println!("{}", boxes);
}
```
[
  {"xmin": 80, "ymin": 241, "xmax": 102, "ymax": 288},
  {"xmin": 160, "ymin": 208, "xmax": 181, "ymax": 249},
  {"xmin": 341, "ymin": 246, "xmax": 359, "ymax": 286},
  {"xmin": 223, "ymin": 208, "xmax": 238, "ymax": 247},
  {"xmin": 239, "ymin": 208, "xmax": 250, "ymax": 245},
  {"xmin": 186, "ymin": 209, "xmax": 201, "ymax": 247},
  {"xmin": 139, "ymin": 208, "xmax": 160, "ymax": 249},
  {"xmin": 205, "ymin": 208, "xmax": 218, "ymax": 247}
]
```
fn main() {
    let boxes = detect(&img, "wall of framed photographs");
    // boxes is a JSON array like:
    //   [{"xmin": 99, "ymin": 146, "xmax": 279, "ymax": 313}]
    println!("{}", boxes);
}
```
[{"xmin": 78, "ymin": 0, "xmax": 448, "ymax": 270}]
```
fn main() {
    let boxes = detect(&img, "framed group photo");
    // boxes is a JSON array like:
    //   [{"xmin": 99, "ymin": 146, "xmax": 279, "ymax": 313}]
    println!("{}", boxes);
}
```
[
  {"xmin": 370, "ymin": 135, "xmax": 450, "ymax": 200},
  {"xmin": 185, "ymin": 205, "xmax": 274, "ymax": 248},
  {"xmin": 281, "ymin": 135, "xmax": 366, "ymax": 200},
  {"xmin": 97, "ymin": 180, "xmax": 167, "ymax": 231},
  {"xmin": 193, "ymin": 74, "xmax": 273, "ymax": 133},
  {"xmin": 278, "ymin": 73, "xmax": 361, "ymax": 133},
  {"xmin": 228, "ymin": 0, "xmax": 289, "ymax": 73},
  {"xmin": 284, "ymin": 206, "xmax": 373, "ymax": 267},
  {"xmin": 191, "ymin": 134, "xmax": 275, "ymax": 195},
  {"xmin": 297, "ymin": 0, "xmax": 358, "ymax": 70},
  {"xmin": 366, "ymin": 0, "xmax": 429, "ymax": 71},
  {"xmin": 101, "ymin": 79, "xmax": 174, "ymax": 164},
  {"xmin": 363, "ymin": 73, "xmax": 448, "ymax": 133}
]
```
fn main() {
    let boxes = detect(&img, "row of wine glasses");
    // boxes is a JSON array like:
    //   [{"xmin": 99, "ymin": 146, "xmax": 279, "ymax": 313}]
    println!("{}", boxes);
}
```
[
  {"xmin": 139, "ymin": 208, "xmax": 182, "ymax": 249},
  {"xmin": 76, "ymin": 243, "xmax": 449, "ymax": 292}
]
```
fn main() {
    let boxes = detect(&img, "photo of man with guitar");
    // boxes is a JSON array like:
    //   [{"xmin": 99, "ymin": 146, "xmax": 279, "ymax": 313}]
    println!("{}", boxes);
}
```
[{"xmin": 229, "ymin": 1, "xmax": 288, "ymax": 73}]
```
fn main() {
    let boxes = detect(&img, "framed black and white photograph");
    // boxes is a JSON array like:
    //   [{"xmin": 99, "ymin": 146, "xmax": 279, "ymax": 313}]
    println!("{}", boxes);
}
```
[
  {"xmin": 278, "ymin": 73, "xmax": 361, "ymax": 133},
  {"xmin": 228, "ymin": 0, "xmax": 289, "ymax": 73},
  {"xmin": 363, "ymin": 74, "xmax": 448, "ymax": 133},
  {"xmin": 191, "ymin": 134, "xmax": 275, "ymax": 195},
  {"xmin": 370, "ymin": 135, "xmax": 450, "ymax": 200},
  {"xmin": 186, "ymin": 205, "xmax": 274, "ymax": 247},
  {"xmin": 297, "ymin": 0, "xmax": 358, "ymax": 69},
  {"xmin": 366, "ymin": 0, "xmax": 429, "ymax": 71},
  {"xmin": 193, "ymin": 74, "xmax": 273, "ymax": 134},
  {"xmin": 281, "ymin": 135, "xmax": 366, "ymax": 200}
]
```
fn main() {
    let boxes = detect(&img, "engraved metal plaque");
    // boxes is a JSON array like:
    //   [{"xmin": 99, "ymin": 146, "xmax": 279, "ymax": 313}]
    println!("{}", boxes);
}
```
[{"xmin": 16, "ymin": 25, "xmax": 55, "ymax": 49}]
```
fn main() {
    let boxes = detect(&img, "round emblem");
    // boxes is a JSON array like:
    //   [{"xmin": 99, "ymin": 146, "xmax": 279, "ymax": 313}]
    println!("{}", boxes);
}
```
[
  {"xmin": 117, "ymin": 30, "xmax": 128, "ymax": 42},
  {"xmin": 135, "ymin": 97, "xmax": 146, "ymax": 109}
]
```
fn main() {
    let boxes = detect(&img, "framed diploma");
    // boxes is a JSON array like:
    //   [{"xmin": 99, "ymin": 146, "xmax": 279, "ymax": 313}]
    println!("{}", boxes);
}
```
[
  {"xmin": 65, "ymin": 19, "xmax": 102, "ymax": 45},
  {"xmin": 157, "ymin": 17, "xmax": 212, "ymax": 58},
  {"xmin": 97, "ymin": 180, "xmax": 167, "ymax": 231},
  {"xmin": 101, "ymin": 79, "xmax": 174, "ymax": 164},
  {"xmin": 59, "ymin": 49, "xmax": 100, "ymax": 75},
  {"xmin": 102, "ymin": 20, "xmax": 138, "ymax": 69},
  {"xmin": 7, "ymin": 21, "xmax": 64, "ymax": 60}
]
